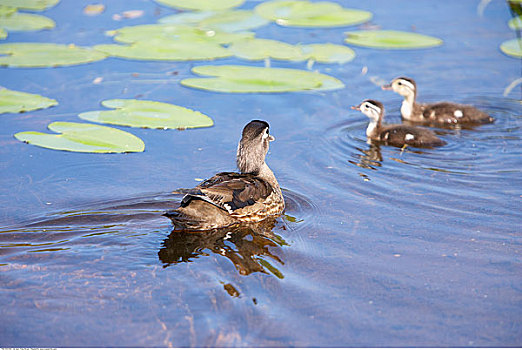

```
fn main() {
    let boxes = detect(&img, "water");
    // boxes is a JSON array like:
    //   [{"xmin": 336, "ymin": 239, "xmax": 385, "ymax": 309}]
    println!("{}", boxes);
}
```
[{"xmin": 1, "ymin": 0, "xmax": 521, "ymax": 346}]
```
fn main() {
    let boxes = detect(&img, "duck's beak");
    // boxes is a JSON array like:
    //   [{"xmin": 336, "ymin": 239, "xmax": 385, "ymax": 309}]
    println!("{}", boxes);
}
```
[
  {"xmin": 268, "ymin": 135, "xmax": 275, "ymax": 142},
  {"xmin": 381, "ymin": 83, "xmax": 392, "ymax": 90},
  {"xmin": 351, "ymin": 104, "xmax": 361, "ymax": 111}
]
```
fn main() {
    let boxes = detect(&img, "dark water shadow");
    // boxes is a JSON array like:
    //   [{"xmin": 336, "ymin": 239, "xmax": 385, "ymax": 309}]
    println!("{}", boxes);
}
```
[{"xmin": 159, "ymin": 217, "xmax": 287, "ymax": 278}]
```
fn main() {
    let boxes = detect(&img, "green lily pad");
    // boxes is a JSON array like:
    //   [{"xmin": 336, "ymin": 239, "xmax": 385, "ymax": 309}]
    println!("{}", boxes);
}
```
[
  {"xmin": 344, "ymin": 30, "xmax": 443, "ymax": 49},
  {"xmin": 78, "ymin": 99, "xmax": 214, "ymax": 129},
  {"xmin": 0, "ymin": 28, "xmax": 6, "ymax": 39},
  {"xmin": 299, "ymin": 43, "xmax": 356, "ymax": 63},
  {"xmin": 255, "ymin": 0, "xmax": 372, "ymax": 27},
  {"xmin": 508, "ymin": 15, "xmax": 522, "ymax": 30},
  {"xmin": 0, "ymin": 43, "xmax": 107, "ymax": 67},
  {"xmin": 200, "ymin": 10, "xmax": 269, "ymax": 32},
  {"xmin": 181, "ymin": 65, "xmax": 345, "ymax": 93},
  {"xmin": 160, "ymin": 10, "xmax": 269, "ymax": 32},
  {"xmin": 108, "ymin": 24, "xmax": 254, "ymax": 45},
  {"xmin": 153, "ymin": 0, "xmax": 244, "ymax": 11},
  {"xmin": 0, "ymin": 0, "xmax": 59, "ymax": 11},
  {"xmin": 500, "ymin": 38, "xmax": 522, "ymax": 58},
  {"xmin": 229, "ymin": 38, "xmax": 305, "ymax": 61},
  {"xmin": 15, "ymin": 122, "xmax": 145, "ymax": 153},
  {"xmin": 0, "ymin": 87, "xmax": 57, "ymax": 114},
  {"xmin": 94, "ymin": 40, "xmax": 231, "ymax": 61},
  {"xmin": 0, "ymin": 11, "xmax": 55, "ymax": 32}
]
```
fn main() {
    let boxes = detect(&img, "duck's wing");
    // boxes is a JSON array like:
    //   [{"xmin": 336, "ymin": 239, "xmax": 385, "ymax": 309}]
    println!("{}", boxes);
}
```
[{"xmin": 181, "ymin": 172, "xmax": 274, "ymax": 214}]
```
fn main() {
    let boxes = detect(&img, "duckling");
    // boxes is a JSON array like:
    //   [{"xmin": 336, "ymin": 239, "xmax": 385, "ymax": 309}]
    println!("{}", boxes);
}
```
[
  {"xmin": 382, "ymin": 77, "xmax": 494, "ymax": 126},
  {"xmin": 352, "ymin": 99, "xmax": 446, "ymax": 148},
  {"xmin": 164, "ymin": 120, "xmax": 284, "ymax": 231}
]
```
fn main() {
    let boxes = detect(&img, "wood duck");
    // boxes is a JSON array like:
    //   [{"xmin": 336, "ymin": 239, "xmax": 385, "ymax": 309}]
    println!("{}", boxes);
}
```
[
  {"xmin": 352, "ymin": 99, "xmax": 446, "ymax": 148},
  {"xmin": 382, "ymin": 77, "xmax": 494, "ymax": 126},
  {"xmin": 164, "ymin": 120, "xmax": 285, "ymax": 231}
]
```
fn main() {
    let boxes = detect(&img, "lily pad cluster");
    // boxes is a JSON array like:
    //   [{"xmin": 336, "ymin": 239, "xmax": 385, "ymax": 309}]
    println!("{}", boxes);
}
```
[
  {"xmin": 14, "ymin": 98, "xmax": 214, "ymax": 153},
  {"xmin": 0, "ymin": 1, "xmax": 58, "ymax": 39}
]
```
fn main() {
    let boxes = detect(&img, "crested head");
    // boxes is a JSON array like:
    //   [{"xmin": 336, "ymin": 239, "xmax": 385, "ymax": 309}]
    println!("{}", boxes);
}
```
[
  {"xmin": 237, "ymin": 120, "xmax": 274, "ymax": 174},
  {"xmin": 383, "ymin": 76, "xmax": 417, "ymax": 99},
  {"xmin": 353, "ymin": 99, "xmax": 384, "ymax": 122}
]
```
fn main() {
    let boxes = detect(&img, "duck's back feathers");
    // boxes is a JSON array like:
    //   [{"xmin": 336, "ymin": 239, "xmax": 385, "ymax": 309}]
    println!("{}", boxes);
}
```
[
  {"xmin": 379, "ymin": 124, "xmax": 446, "ymax": 148},
  {"xmin": 165, "ymin": 172, "xmax": 284, "ymax": 230},
  {"xmin": 420, "ymin": 102, "xmax": 494, "ymax": 125}
]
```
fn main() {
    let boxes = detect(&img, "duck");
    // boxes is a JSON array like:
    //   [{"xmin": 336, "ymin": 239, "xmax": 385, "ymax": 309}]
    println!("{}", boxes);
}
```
[
  {"xmin": 164, "ymin": 120, "xmax": 285, "ymax": 231},
  {"xmin": 382, "ymin": 77, "xmax": 494, "ymax": 126},
  {"xmin": 352, "ymin": 99, "xmax": 446, "ymax": 148}
]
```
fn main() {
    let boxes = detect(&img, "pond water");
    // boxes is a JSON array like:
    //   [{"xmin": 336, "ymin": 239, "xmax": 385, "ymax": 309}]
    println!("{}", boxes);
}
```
[{"xmin": 1, "ymin": 0, "xmax": 521, "ymax": 347}]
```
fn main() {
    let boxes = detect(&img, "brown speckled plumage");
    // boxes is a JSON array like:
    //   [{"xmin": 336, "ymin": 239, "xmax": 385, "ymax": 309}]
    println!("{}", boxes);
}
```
[
  {"xmin": 164, "ymin": 120, "xmax": 284, "ymax": 231},
  {"xmin": 353, "ymin": 99, "xmax": 446, "ymax": 148},
  {"xmin": 382, "ymin": 77, "xmax": 494, "ymax": 126}
]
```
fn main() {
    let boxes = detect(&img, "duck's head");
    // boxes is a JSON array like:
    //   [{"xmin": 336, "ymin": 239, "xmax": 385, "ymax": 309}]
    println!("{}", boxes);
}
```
[
  {"xmin": 351, "ymin": 99, "xmax": 384, "ymax": 122},
  {"xmin": 237, "ymin": 120, "xmax": 275, "ymax": 174},
  {"xmin": 382, "ymin": 77, "xmax": 417, "ymax": 99}
]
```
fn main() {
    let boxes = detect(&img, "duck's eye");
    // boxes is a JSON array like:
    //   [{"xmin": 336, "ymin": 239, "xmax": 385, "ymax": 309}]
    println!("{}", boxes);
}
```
[
  {"xmin": 262, "ymin": 129, "xmax": 269, "ymax": 139},
  {"xmin": 397, "ymin": 81, "xmax": 402, "ymax": 85}
]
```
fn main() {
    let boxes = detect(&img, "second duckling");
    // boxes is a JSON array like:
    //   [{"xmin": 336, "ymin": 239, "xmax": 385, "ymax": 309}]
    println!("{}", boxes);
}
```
[
  {"xmin": 352, "ymin": 99, "xmax": 446, "ymax": 148},
  {"xmin": 382, "ymin": 77, "xmax": 494, "ymax": 126}
]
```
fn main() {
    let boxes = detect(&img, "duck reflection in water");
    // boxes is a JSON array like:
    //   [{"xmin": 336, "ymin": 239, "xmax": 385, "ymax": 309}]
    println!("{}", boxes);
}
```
[
  {"xmin": 349, "ymin": 143, "xmax": 383, "ymax": 170},
  {"xmin": 158, "ymin": 217, "xmax": 287, "ymax": 278}
]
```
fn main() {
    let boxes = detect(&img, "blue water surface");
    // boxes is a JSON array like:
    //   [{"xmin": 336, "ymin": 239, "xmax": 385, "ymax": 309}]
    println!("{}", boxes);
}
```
[{"xmin": 0, "ymin": 0, "xmax": 521, "ymax": 347}]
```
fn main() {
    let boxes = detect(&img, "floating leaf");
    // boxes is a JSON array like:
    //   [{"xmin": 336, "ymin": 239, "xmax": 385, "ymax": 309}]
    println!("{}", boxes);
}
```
[
  {"xmin": 108, "ymin": 24, "xmax": 254, "ymax": 45},
  {"xmin": 344, "ymin": 30, "xmax": 443, "ymax": 49},
  {"xmin": 508, "ymin": 15, "xmax": 522, "ymax": 30},
  {"xmin": 229, "ymin": 38, "xmax": 305, "ymax": 61},
  {"xmin": 94, "ymin": 40, "xmax": 231, "ymax": 61},
  {"xmin": 0, "ymin": 43, "xmax": 107, "ymax": 67},
  {"xmin": 0, "ymin": 0, "xmax": 60, "ymax": 11},
  {"xmin": 0, "ymin": 11, "xmax": 55, "ymax": 32},
  {"xmin": 15, "ymin": 122, "xmax": 145, "ymax": 153},
  {"xmin": 78, "ymin": 99, "xmax": 214, "ymax": 129},
  {"xmin": 158, "ymin": 11, "xmax": 214, "ymax": 26},
  {"xmin": 500, "ymin": 38, "xmax": 522, "ymax": 58},
  {"xmin": 299, "ymin": 43, "xmax": 355, "ymax": 63},
  {"xmin": 0, "ymin": 28, "xmax": 6, "ymax": 39},
  {"xmin": 199, "ymin": 10, "xmax": 269, "ymax": 32},
  {"xmin": 160, "ymin": 10, "xmax": 269, "ymax": 32},
  {"xmin": 181, "ymin": 65, "xmax": 345, "ymax": 93},
  {"xmin": 255, "ymin": 0, "xmax": 372, "ymax": 27},
  {"xmin": 153, "ymin": 0, "xmax": 244, "ymax": 11},
  {"xmin": 83, "ymin": 4, "xmax": 105, "ymax": 16},
  {"xmin": 0, "ymin": 87, "xmax": 57, "ymax": 114}
]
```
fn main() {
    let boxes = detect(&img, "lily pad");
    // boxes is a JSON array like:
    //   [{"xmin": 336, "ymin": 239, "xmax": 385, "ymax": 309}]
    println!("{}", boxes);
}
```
[
  {"xmin": 181, "ymin": 65, "xmax": 345, "ymax": 93},
  {"xmin": 15, "ymin": 122, "xmax": 145, "ymax": 153},
  {"xmin": 344, "ymin": 30, "xmax": 443, "ymax": 49},
  {"xmin": 229, "ymin": 38, "xmax": 305, "ymax": 61},
  {"xmin": 0, "ymin": 43, "xmax": 107, "ymax": 67},
  {"xmin": 299, "ymin": 43, "xmax": 356, "ymax": 63},
  {"xmin": 0, "ymin": 87, "xmax": 57, "ymax": 114},
  {"xmin": 0, "ymin": 11, "xmax": 55, "ymax": 32},
  {"xmin": 0, "ymin": 0, "xmax": 59, "ymax": 11},
  {"xmin": 255, "ymin": 0, "xmax": 372, "ymax": 27},
  {"xmin": 160, "ymin": 10, "xmax": 269, "ymax": 32},
  {"xmin": 108, "ymin": 24, "xmax": 254, "ymax": 45},
  {"xmin": 508, "ymin": 15, "xmax": 522, "ymax": 30},
  {"xmin": 94, "ymin": 40, "xmax": 231, "ymax": 61},
  {"xmin": 78, "ymin": 99, "xmax": 214, "ymax": 129},
  {"xmin": 153, "ymin": 0, "xmax": 244, "ymax": 11},
  {"xmin": 500, "ymin": 38, "xmax": 522, "ymax": 58}
]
